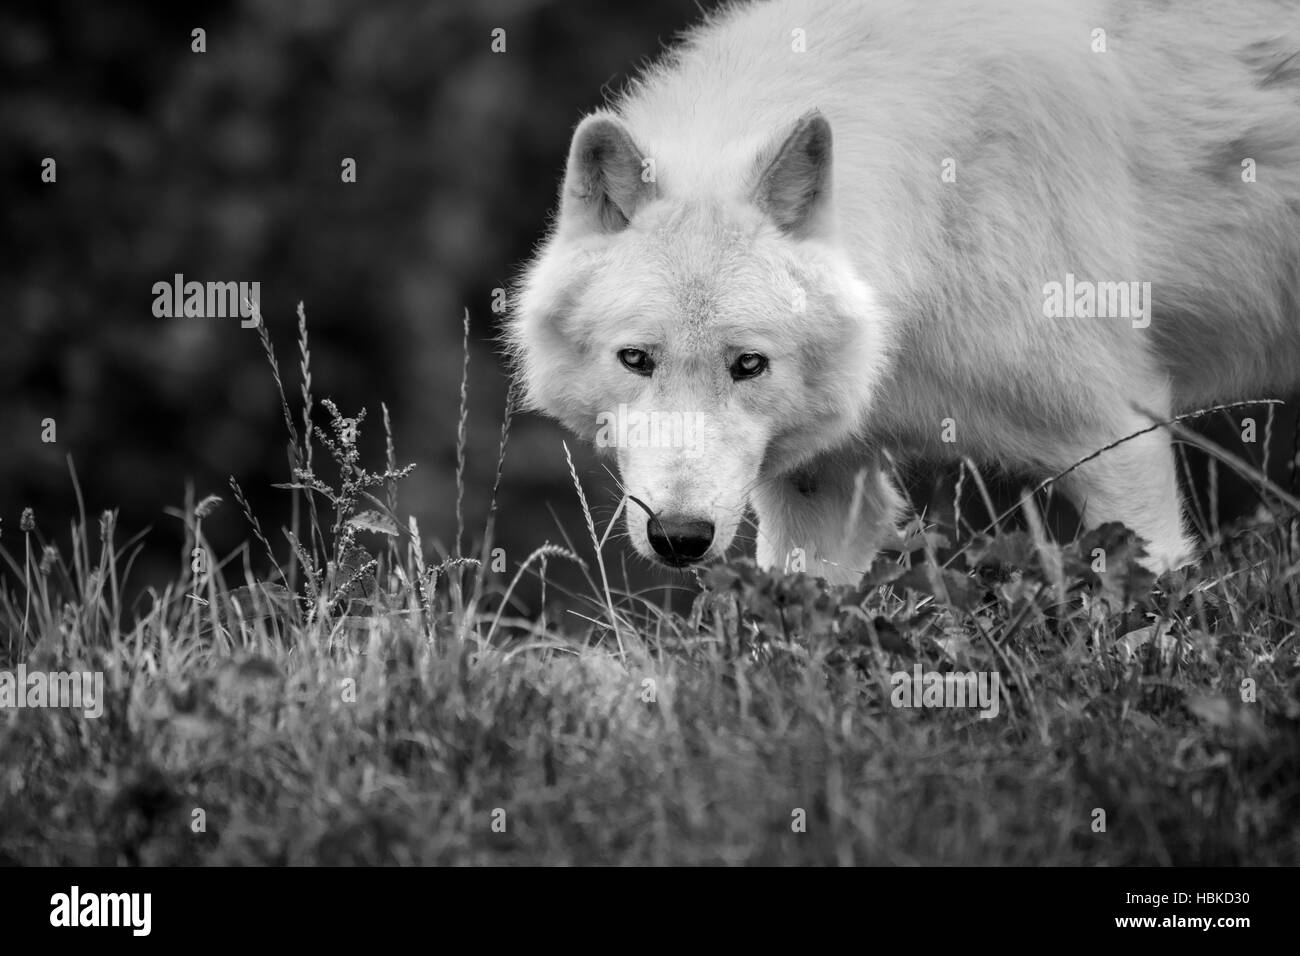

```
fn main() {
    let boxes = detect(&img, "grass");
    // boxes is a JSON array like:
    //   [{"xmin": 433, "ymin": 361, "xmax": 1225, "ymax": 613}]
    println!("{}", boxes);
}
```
[{"xmin": 1, "ymin": 309, "xmax": 1298, "ymax": 866}]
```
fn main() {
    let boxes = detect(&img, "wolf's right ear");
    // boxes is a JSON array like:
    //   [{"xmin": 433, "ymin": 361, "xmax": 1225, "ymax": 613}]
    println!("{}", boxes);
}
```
[
  {"xmin": 752, "ymin": 110, "xmax": 833, "ymax": 238},
  {"xmin": 559, "ymin": 112, "xmax": 656, "ymax": 236}
]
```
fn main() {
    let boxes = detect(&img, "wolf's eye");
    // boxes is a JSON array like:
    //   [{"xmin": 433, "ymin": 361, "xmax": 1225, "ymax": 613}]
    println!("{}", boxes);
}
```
[
  {"xmin": 731, "ymin": 352, "xmax": 768, "ymax": 380},
  {"xmin": 618, "ymin": 348, "xmax": 653, "ymax": 375}
]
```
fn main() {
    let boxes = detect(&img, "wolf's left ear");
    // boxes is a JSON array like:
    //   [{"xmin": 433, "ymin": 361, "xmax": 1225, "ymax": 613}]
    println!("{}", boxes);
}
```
[
  {"xmin": 752, "ymin": 110, "xmax": 833, "ymax": 238},
  {"xmin": 560, "ymin": 112, "xmax": 656, "ymax": 236}
]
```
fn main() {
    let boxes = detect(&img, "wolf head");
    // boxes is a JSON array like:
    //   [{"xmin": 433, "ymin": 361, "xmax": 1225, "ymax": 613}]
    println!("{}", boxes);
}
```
[{"xmin": 508, "ymin": 109, "xmax": 892, "ymax": 569}]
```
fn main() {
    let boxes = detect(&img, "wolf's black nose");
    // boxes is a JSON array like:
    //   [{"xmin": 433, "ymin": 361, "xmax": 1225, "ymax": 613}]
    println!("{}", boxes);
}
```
[{"xmin": 648, "ymin": 517, "xmax": 715, "ymax": 565}]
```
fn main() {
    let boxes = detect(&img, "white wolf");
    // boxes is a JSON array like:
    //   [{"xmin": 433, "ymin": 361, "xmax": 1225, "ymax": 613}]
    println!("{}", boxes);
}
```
[{"xmin": 509, "ymin": 0, "xmax": 1300, "ymax": 584}]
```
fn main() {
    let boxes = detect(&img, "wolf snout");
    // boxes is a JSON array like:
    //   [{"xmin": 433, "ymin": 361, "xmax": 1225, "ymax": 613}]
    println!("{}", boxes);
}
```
[{"xmin": 647, "ymin": 515, "xmax": 715, "ymax": 566}]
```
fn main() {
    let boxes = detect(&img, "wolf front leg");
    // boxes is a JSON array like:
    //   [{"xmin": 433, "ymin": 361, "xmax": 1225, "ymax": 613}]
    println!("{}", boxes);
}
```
[
  {"xmin": 750, "ymin": 452, "xmax": 905, "ymax": 586},
  {"xmin": 1055, "ymin": 416, "xmax": 1197, "ymax": 575}
]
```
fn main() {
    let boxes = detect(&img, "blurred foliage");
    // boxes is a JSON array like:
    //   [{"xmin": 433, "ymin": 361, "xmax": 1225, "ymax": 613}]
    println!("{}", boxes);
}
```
[{"xmin": 0, "ymin": 0, "xmax": 711, "ymax": 593}]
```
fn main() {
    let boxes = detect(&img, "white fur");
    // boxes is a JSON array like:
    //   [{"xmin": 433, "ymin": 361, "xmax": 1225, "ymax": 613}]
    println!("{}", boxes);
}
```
[{"xmin": 509, "ymin": 0, "xmax": 1300, "ymax": 583}]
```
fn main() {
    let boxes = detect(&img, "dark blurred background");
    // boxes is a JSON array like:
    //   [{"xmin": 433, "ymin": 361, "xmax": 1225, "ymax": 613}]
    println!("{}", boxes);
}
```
[
  {"xmin": 0, "ymin": 0, "xmax": 722, "ymax": 606},
  {"xmin": 1, "ymin": 0, "xmax": 1295, "ymax": 612}
]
